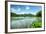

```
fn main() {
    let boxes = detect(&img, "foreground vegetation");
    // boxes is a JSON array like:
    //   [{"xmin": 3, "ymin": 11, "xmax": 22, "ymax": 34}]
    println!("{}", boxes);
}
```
[{"xmin": 31, "ymin": 20, "xmax": 42, "ymax": 28}]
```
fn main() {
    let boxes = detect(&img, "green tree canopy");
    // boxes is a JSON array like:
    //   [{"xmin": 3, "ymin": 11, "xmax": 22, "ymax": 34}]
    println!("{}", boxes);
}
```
[{"xmin": 36, "ymin": 10, "xmax": 42, "ymax": 17}]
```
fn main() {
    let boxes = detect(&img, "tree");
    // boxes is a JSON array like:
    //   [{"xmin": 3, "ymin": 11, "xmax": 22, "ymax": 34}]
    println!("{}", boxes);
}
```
[
  {"xmin": 36, "ymin": 10, "xmax": 42, "ymax": 17},
  {"xmin": 11, "ymin": 12, "xmax": 16, "ymax": 17}
]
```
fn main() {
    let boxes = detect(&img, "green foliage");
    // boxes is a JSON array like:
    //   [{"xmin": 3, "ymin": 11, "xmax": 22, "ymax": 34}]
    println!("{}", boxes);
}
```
[
  {"xmin": 36, "ymin": 11, "xmax": 42, "ymax": 17},
  {"xmin": 11, "ymin": 12, "xmax": 35, "ymax": 17},
  {"xmin": 11, "ymin": 12, "xmax": 16, "ymax": 17},
  {"xmin": 31, "ymin": 20, "xmax": 42, "ymax": 28}
]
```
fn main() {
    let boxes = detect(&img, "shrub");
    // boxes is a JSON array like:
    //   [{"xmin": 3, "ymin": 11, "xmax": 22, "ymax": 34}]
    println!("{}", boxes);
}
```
[{"xmin": 31, "ymin": 21, "xmax": 42, "ymax": 28}]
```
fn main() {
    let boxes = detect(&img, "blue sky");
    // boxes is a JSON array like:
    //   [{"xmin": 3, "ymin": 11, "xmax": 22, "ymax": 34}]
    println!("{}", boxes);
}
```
[{"xmin": 10, "ymin": 5, "xmax": 42, "ymax": 15}]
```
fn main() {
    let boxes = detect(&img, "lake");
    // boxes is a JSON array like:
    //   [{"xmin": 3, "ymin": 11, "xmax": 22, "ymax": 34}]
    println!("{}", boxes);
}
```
[{"xmin": 11, "ymin": 17, "xmax": 42, "ymax": 29}]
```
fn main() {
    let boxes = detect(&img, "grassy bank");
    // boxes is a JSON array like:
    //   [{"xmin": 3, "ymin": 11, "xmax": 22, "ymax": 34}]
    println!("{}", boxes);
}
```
[{"xmin": 31, "ymin": 20, "xmax": 42, "ymax": 28}]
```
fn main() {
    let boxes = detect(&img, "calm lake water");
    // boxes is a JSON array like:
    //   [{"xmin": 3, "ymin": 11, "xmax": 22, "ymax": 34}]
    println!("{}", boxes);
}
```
[{"xmin": 11, "ymin": 17, "xmax": 41, "ymax": 29}]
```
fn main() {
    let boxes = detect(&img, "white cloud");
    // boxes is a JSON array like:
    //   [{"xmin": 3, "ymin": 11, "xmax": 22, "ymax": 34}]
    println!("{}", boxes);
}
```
[
  {"xmin": 11, "ymin": 8, "xmax": 16, "ymax": 13},
  {"xmin": 17, "ymin": 8, "xmax": 21, "ymax": 11},
  {"xmin": 16, "ymin": 12, "xmax": 25, "ymax": 14},
  {"xmin": 11, "ymin": 8, "xmax": 39, "ymax": 15},
  {"xmin": 26, "ymin": 6, "xmax": 30, "ymax": 10},
  {"xmin": 30, "ymin": 10, "xmax": 39, "ymax": 15}
]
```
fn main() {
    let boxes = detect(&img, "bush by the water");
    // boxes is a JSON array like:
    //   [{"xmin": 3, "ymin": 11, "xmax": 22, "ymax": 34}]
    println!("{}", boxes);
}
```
[{"xmin": 31, "ymin": 20, "xmax": 42, "ymax": 28}]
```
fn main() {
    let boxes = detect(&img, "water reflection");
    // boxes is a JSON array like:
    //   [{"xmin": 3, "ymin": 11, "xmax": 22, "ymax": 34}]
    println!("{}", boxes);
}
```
[{"xmin": 11, "ymin": 17, "xmax": 42, "ymax": 29}]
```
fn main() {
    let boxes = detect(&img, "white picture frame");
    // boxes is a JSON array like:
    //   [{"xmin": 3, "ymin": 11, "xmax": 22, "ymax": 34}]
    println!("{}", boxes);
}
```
[{"xmin": 5, "ymin": 1, "xmax": 45, "ymax": 33}]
